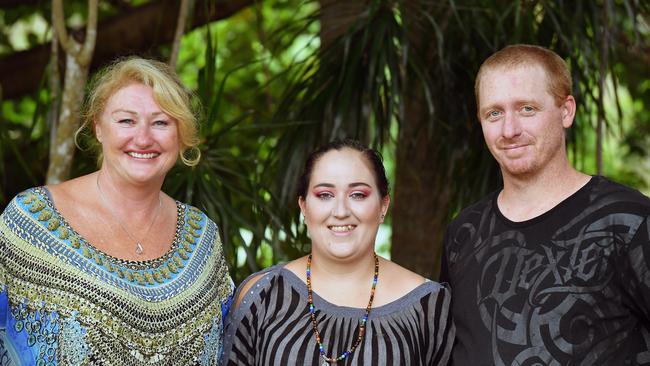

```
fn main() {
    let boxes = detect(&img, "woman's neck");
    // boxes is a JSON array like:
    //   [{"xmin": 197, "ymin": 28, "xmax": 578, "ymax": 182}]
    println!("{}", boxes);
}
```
[
  {"xmin": 306, "ymin": 250, "xmax": 377, "ymax": 307},
  {"xmin": 97, "ymin": 169, "xmax": 161, "ymax": 206}
]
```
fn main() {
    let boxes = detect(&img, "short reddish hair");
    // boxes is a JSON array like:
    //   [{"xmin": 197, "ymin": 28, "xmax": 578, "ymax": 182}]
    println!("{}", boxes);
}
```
[{"xmin": 475, "ymin": 44, "xmax": 572, "ymax": 110}]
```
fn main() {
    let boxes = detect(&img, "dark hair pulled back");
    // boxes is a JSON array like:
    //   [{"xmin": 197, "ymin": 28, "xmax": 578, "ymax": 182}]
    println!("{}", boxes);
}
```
[{"xmin": 297, "ymin": 139, "xmax": 390, "ymax": 199}]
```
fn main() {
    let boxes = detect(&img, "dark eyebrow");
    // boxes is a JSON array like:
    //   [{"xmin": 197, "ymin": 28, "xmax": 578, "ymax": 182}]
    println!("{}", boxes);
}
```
[
  {"xmin": 312, "ymin": 182, "xmax": 372, "ymax": 189},
  {"xmin": 313, "ymin": 183, "xmax": 335, "ymax": 189},
  {"xmin": 349, "ymin": 182, "xmax": 372, "ymax": 189}
]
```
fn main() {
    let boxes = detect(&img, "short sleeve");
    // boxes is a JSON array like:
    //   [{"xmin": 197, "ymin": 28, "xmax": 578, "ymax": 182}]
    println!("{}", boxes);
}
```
[
  {"xmin": 430, "ymin": 285, "xmax": 455, "ymax": 365},
  {"xmin": 222, "ymin": 269, "xmax": 277, "ymax": 366}
]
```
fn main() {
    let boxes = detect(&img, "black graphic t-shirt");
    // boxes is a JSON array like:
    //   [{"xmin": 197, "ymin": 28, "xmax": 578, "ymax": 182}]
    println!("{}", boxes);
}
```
[{"xmin": 441, "ymin": 176, "xmax": 650, "ymax": 365}]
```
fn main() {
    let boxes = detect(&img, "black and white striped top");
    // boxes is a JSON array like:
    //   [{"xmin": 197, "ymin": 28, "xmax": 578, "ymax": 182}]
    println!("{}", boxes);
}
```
[{"xmin": 223, "ymin": 264, "xmax": 454, "ymax": 365}]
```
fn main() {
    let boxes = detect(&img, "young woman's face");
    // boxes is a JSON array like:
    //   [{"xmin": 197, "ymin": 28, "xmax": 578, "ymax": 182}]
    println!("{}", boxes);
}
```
[{"xmin": 299, "ymin": 148, "xmax": 389, "ymax": 261}]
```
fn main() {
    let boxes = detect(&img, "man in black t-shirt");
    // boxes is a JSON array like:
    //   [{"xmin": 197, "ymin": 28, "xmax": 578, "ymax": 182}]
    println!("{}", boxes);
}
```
[{"xmin": 441, "ymin": 44, "xmax": 650, "ymax": 365}]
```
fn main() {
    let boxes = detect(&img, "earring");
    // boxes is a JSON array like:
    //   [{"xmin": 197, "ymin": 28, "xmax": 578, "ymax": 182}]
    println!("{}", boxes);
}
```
[{"xmin": 380, "ymin": 214, "xmax": 385, "ymax": 220}]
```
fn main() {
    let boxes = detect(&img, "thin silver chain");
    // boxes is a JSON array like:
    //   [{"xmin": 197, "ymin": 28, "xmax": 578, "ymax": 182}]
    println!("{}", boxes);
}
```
[{"xmin": 96, "ymin": 173, "xmax": 162, "ymax": 255}]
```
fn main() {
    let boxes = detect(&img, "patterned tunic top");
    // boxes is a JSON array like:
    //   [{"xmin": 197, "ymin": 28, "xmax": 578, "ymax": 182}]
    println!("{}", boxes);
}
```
[
  {"xmin": 223, "ymin": 264, "xmax": 454, "ymax": 365},
  {"xmin": 0, "ymin": 187, "xmax": 233, "ymax": 365}
]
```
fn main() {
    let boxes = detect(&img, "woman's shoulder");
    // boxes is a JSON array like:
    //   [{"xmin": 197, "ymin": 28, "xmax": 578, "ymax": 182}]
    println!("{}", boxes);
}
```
[
  {"xmin": 377, "ymin": 259, "xmax": 425, "ymax": 297},
  {"xmin": 7, "ymin": 185, "xmax": 46, "ymax": 202},
  {"xmin": 235, "ymin": 265, "xmax": 285, "ymax": 297},
  {"xmin": 44, "ymin": 174, "xmax": 94, "ymax": 202},
  {"xmin": 175, "ymin": 201, "xmax": 218, "ymax": 232},
  {"xmin": 232, "ymin": 257, "xmax": 307, "ymax": 300},
  {"xmin": 381, "ymin": 258, "xmax": 426, "ymax": 284},
  {"xmin": 227, "ymin": 265, "xmax": 287, "ymax": 319},
  {"xmin": 173, "ymin": 200, "xmax": 207, "ymax": 220},
  {"xmin": 375, "ymin": 258, "xmax": 449, "ymax": 308},
  {"xmin": 2, "ymin": 186, "xmax": 50, "ymax": 221},
  {"xmin": 177, "ymin": 200, "xmax": 205, "ymax": 214}
]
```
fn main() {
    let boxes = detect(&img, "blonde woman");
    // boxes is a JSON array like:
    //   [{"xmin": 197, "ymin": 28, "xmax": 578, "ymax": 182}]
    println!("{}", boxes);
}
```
[{"xmin": 0, "ymin": 58, "xmax": 232, "ymax": 365}]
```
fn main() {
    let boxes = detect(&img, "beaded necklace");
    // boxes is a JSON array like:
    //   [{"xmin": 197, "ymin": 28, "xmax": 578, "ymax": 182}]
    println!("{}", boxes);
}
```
[{"xmin": 306, "ymin": 252, "xmax": 379, "ymax": 364}]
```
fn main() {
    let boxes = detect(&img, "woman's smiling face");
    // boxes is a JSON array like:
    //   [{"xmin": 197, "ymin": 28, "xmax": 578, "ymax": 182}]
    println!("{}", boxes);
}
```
[
  {"xmin": 299, "ymin": 148, "xmax": 389, "ymax": 261},
  {"xmin": 95, "ymin": 83, "xmax": 180, "ymax": 186}
]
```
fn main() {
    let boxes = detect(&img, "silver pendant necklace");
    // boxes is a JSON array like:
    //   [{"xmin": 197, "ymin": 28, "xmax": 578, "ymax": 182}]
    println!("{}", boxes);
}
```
[{"xmin": 96, "ymin": 173, "xmax": 162, "ymax": 255}]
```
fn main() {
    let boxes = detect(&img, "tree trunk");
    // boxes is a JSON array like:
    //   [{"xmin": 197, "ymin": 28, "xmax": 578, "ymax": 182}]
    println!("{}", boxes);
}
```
[
  {"xmin": 319, "ymin": 0, "xmax": 366, "ymax": 47},
  {"xmin": 390, "ymin": 2, "xmax": 501, "ymax": 280},
  {"xmin": 46, "ymin": 0, "xmax": 98, "ymax": 184},
  {"xmin": 318, "ymin": 0, "xmax": 370, "ymax": 141},
  {"xmin": 47, "ymin": 52, "xmax": 92, "ymax": 183},
  {"xmin": 390, "ymin": 2, "xmax": 454, "ymax": 280},
  {"xmin": 391, "ymin": 90, "xmax": 453, "ymax": 280},
  {"xmin": 47, "ymin": 9, "xmax": 61, "ymax": 172}
]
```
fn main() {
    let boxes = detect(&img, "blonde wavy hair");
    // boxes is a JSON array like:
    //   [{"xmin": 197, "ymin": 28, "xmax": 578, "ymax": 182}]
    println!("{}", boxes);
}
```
[{"xmin": 78, "ymin": 57, "xmax": 201, "ymax": 166}]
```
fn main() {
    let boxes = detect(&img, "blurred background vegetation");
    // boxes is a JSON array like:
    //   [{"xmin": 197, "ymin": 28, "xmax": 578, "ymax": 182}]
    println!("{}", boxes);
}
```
[{"xmin": 1, "ymin": 0, "xmax": 649, "ymax": 283}]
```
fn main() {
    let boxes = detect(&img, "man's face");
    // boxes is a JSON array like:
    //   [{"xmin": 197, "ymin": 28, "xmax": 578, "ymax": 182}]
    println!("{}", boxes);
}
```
[{"xmin": 477, "ymin": 65, "xmax": 575, "ymax": 179}]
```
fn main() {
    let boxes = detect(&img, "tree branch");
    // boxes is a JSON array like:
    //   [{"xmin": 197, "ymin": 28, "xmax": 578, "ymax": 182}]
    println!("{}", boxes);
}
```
[
  {"xmin": 169, "ymin": 0, "xmax": 193, "ymax": 69},
  {"xmin": 48, "ymin": 8, "xmax": 61, "ymax": 156},
  {"xmin": 80, "ymin": 0, "xmax": 99, "ymax": 65},
  {"xmin": 0, "ymin": 0, "xmax": 254, "ymax": 100},
  {"xmin": 52, "ymin": 0, "xmax": 75, "ymax": 54}
]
